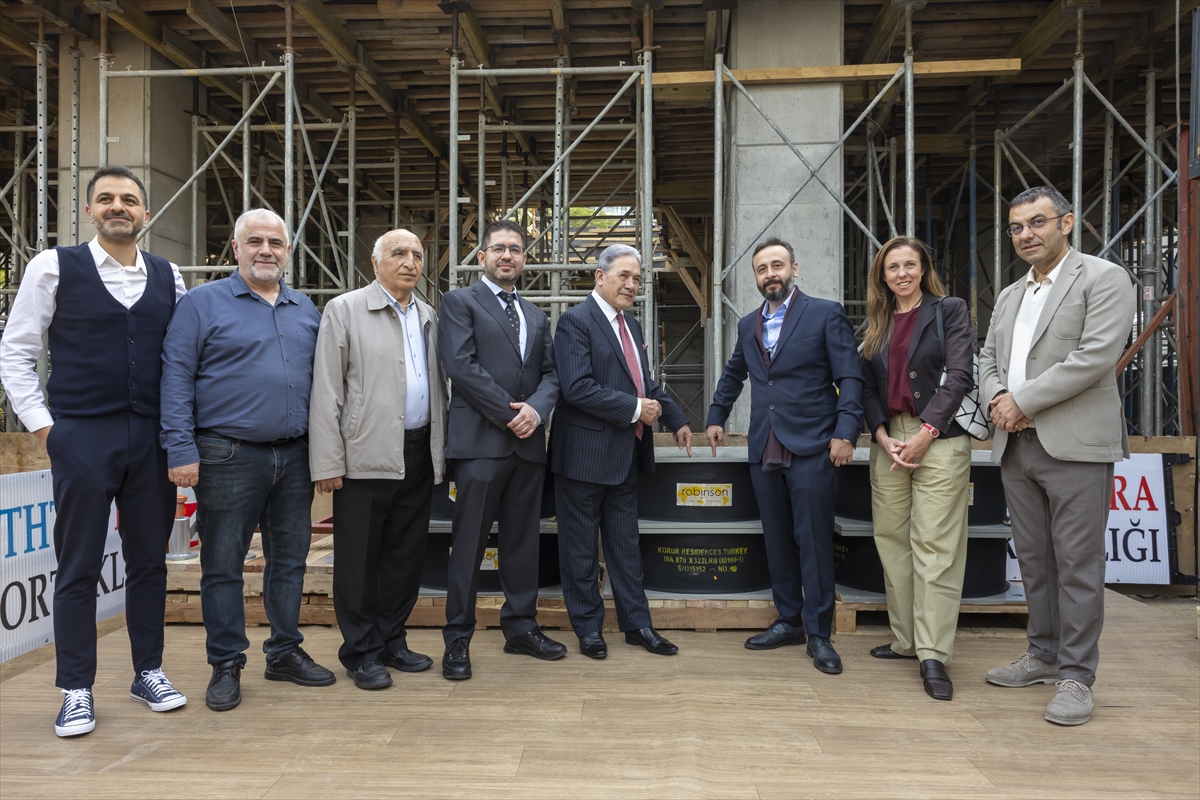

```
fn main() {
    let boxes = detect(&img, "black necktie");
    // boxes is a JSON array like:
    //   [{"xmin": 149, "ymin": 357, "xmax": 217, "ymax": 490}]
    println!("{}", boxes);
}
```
[{"xmin": 497, "ymin": 290, "xmax": 521, "ymax": 337}]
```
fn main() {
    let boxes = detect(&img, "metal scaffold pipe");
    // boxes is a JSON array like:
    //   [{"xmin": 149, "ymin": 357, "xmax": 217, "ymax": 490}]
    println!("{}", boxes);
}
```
[
  {"xmin": 1071, "ymin": 8, "xmax": 1084, "ymax": 252},
  {"xmin": 640, "ymin": 50, "xmax": 656, "ymax": 372},
  {"xmin": 242, "ymin": 80, "xmax": 252, "ymax": 213},
  {"xmin": 903, "ymin": 1, "xmax": 915, "ymax": 237},
  {"xmin": 449, "ymin": 55, "xmax": 460, "ymax": 287},
  {"xmin": 98, "ymin": 10, "xmax": 109, "ymax": 167},
  {"xmin": 993, "ymin": 129, "xmax": 1002, "ymax": 297},
  {"xmin": 1141, "ymin": 64, "xmax": 1158, "ymax": 434},
  {"xmin": 710, "ymin": 50, "xmax": 725, "ymax": 402},
  {"xmin": 70, "ymin": 45, "xmax": 81, "ymax": 245}
]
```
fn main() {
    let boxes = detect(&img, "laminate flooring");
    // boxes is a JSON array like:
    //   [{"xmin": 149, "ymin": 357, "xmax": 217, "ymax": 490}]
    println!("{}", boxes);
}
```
[{"xmin": 1, "ymin": 590, "xmax": 1196, "ymax": 799}]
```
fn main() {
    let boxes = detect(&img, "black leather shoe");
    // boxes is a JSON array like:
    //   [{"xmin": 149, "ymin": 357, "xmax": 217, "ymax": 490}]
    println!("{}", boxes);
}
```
[
  {"xmin": 206, "ymin": 656, "xmax": 246, "ymax": 712},
  {"xmin": 920, "ymin": 659, "xmax": 953, "ymax": 701},
  {"xmin": 745, "ymin": 620, "xmax": 807, "ymax": 650},
  {"xmin": 870, "ymin": 643, "xmax": 918, "ymax": 660},
  {"xmin": 442, "ymin": 639, "xmax": 472, "ymax": 680},
  {"xmin": 504, "ymin": 628, "xmax": 568, "ymax": 661},
  {"xmin": 382, "ymin": 648, "xmax": 433, "ymax": 673},
  {"xmin": 264, "ymin": 646, "xmax": 336, "ymax": 686},
  {"xmin": 624, "ymin": 627, "xmax": 679, "ymax": 656},
  {"xmin": 806, "ymin": 636, "xmax": 843, "ymax": 674},
  {"xmin": 345, "ymin": 660, "xmax": 392, "ymax": 690},
  {"xmin": 579, "ymin": 632, "xmax": 608, "ymax": 659}
]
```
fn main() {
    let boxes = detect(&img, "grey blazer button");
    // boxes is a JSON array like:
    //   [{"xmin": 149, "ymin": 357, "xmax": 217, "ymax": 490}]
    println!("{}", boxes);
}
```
[
  {"xmin": 769, "ymin": 404, "xmax": 775, "ymax": 410},
  {"xmin": 913, "ymin": 391, "xmax": 921, "ymax": 399},
  {"xmin": 909, "ymin": 371, "xmax": 917, "ymax": 379},
  {"xmin": 768, "ymin": 380, "xmax": 774, "ymax": 386}
]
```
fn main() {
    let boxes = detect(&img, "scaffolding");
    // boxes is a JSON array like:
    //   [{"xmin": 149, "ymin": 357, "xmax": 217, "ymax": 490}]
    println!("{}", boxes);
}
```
[{"xmin": 0, "ymin": 2, "xmax": 1195, "ymax": 439}]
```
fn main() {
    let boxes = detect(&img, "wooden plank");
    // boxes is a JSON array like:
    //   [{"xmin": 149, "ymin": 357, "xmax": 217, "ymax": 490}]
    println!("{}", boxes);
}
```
[
  {"xmin": 21, "ymin": 0, "xmax": 98, "ymax": 45},
  {"xmin": 835, "ymin": 598, "xmax": 1029, "ymax": 634},
  {"xmin": 652, "ymin": 59, "xmax": 1022, "ymax": 87},
  {"xmin": 105, "ymin": 0, "xmax": 242, "ymax": 102},
  {"xmin": 856, "ymin": 0, "xmax": 903, "ymax": 65},
  {"xmin": 185, "ymin": 0, "xmax": 340, "ymax": 122},
  {"xmin": 1127, "ymin": 436, "xmax": 1197, "ymax": 455},
  {"xmin": 0, "ymin": 16, "xmax": 37, "ymax": 60}
]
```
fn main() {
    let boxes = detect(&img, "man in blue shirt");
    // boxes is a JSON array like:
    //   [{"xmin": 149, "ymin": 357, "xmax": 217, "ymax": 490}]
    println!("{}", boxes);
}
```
[{"xmin": 160, "ymin": 208, "xmax": 335, "ymax": 712}]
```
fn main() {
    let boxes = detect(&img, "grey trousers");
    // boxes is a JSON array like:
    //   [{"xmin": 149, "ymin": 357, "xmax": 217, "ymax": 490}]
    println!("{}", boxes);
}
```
[{"xmin": 1001, "ymin": 428, "xmax": 1114, "ymax": 686}]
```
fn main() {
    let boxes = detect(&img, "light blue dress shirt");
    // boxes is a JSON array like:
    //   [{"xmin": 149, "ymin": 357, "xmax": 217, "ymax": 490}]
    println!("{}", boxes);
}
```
[
  {"xmin": 380, "ymin": 285, "xmax": 431, "ymax": 430},
  {"xmin": 761, "ymin": 290, "xmax": 794, "ymax": 357}
]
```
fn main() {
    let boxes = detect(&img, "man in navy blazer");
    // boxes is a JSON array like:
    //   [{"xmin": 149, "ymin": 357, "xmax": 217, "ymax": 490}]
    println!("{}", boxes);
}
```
[
  {"xmin": 550, "ymin": 244, "xmax": 693, "ymax": 659},
  {"xmin": 706, "ymin": 238, "xmax": 863, "ymax": 674},
  {"xmin": 437, "ymin": 220, "xmax": 567, "ymax": 680}
]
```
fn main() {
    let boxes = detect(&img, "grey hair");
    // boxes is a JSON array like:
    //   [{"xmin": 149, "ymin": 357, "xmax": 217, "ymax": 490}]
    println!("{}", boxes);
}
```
[
  {"xmin": 233, "ymin": 208, "xmax": 289, "ymax": 246},
  {"xmin": 1010, "ymin": 185, "xmax": 1071, "ymax": 216},
  {"xmin": 596, "ymin": 243, "xmax": 641, "ymax": 273},
  {"xmin": 372, "ymin": 229, "xmax": 421, "ymax": 262}
]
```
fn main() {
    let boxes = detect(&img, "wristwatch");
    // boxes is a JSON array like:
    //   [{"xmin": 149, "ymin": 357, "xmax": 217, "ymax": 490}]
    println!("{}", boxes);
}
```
[{"xmin": 921, "ymin": 423, "xmax": 940, "ymax": 438}]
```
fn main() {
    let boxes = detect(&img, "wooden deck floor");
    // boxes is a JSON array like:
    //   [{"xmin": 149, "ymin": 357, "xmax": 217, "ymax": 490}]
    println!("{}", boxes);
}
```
[{"xmin": 1, "ymin": 590, "xmax": 1196, "ymax": 799}]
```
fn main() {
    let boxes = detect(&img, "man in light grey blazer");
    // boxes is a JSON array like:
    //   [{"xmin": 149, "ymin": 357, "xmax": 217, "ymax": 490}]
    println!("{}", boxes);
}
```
[
  {"xmin": 309, "ymin": 228, "xmax": 447, "ymax": 691},
  {"xmin": 979, "ymin": 186, "xmax": 1135, "ymax": 726}
]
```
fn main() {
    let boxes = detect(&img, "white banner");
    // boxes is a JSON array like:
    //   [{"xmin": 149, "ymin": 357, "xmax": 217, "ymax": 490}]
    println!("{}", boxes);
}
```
[
  {"xmin": 1005, "ymin": 453, "xmax": 1171, "ymax": 585},
  {"xmin": 0, "ymin": 470, "xmax": 125, "ymax": 663}
]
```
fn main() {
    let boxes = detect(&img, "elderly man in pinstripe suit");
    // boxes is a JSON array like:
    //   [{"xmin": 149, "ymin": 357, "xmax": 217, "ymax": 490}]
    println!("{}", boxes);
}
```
[{"xmin": 550, "ymin": 244, "xmax": 693, "ymax": 658}]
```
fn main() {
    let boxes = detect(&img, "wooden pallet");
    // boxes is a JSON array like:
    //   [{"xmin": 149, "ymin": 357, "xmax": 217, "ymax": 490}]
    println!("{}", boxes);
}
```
[{"xmin": 834, "ymin": 596, "xmax": 1028, "ymax": 634}]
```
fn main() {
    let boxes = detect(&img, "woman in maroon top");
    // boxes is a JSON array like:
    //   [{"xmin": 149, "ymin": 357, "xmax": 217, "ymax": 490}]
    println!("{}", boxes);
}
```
[{"xmin": 860, "ymin": 237, "xmax": 974, "ymax": 702}]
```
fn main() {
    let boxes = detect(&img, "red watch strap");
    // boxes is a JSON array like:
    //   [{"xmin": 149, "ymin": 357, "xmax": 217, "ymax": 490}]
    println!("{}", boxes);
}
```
[{"xmin": 921, "ymin": 422, "xmax": 940, "ymax": 438}]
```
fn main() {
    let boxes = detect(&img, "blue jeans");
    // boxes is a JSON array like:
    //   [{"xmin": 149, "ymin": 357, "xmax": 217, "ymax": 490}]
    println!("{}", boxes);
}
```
[{"xmin": 194, "ymin": 432, "xmax": 313, "ymax": 665}]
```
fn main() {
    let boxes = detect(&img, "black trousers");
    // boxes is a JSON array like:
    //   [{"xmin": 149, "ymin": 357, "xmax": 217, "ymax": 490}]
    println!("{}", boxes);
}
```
[
  {"xmin": 443, "ymin": 454, "xmax": 542, "ymax": 645},
  {"xmin": 556, "ymin": 458, "xmax": 653, "ymax": 636},
  {"xmin": 748, "ymin": 450, "xmax": 838, "ymax": 638},
  {"xmin": 46, "ymin": 412, "xmax": 175, "ymax": 689},
  {"xmin": 331, "ymin": 440, "xmax": 433, "ymax": 670}
]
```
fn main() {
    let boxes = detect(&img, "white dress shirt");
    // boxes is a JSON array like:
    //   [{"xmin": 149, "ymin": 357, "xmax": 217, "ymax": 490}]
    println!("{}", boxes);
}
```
[
  {"xmin": 1006, "ymin": 251, "xmax": 1068, "ymax": 424},
  {"xmin": 379, "ymin": 284, "xmax": 431, "ymax": 430},
  {"xmin": 0, "ymin": 238, "xmax": 187, "ymax": 432},
  {"xmin": 591, "ymin": 290, "xmax": 644, "ymax": 424},
  {"xmin": 480, "ymin": 274, "xmax": 528, "ymax": 356},
  {"xmin": 479, "ymin": 275, "xmax": 541, "ymax": 424}
]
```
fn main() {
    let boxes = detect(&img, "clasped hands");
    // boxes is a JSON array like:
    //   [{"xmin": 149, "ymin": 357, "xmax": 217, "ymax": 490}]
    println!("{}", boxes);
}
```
[
  {"xmin": 988, "ymin": 391, "xmax": 1030, "ymax": 433},
  {"xmin": 874, "ymin": 425, "xmax": 930, "ymax": 471}
]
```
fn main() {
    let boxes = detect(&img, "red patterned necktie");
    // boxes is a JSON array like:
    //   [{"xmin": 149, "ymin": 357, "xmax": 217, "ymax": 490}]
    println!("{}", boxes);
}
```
[{"xmin": 617, "ymin": 311, "xmax": 645, "ymax": 440}]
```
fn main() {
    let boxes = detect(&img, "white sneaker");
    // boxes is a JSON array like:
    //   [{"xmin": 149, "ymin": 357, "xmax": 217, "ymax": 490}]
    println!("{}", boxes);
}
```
[
  {"xmin": 130, "ymin": 668, "xmax": 188, "ymax": 712},
  {"xmin": 1045, "ymin": 679, "xmax": 1094, "ymax": 726},
  {"xmin": 55, "ymin": 688, "xmax": 95, "ymax": 737},
  {"xmin": 985, "ymin": 653, "xmax": 1059, "ymax": 687}
]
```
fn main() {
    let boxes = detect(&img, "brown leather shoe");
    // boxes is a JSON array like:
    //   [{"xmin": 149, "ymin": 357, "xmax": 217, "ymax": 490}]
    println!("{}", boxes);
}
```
[
  {"xmin": 920, "ymin": 659, "xmax": 953, "ymax": 701},
  {"xmin": 870, "ymin": 644, "xmax": 917, "ymax": 660}
]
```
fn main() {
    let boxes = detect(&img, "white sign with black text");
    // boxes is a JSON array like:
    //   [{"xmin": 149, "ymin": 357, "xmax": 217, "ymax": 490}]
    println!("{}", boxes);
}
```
[
  {"xmin": 0, "ymin": 470, "xmax": 125, "ymax": 663},
  {"xmin": 1006, "ymin": 453, "xmax": 1171, "ymax": 585}
]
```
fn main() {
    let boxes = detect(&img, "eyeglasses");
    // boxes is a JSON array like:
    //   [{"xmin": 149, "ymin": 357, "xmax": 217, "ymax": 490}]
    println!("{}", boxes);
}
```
[
  {"xmin": 1006, "ymin": 215, "xmax": 1064, "ymax": 237},
  {"xmin": 485, "ymin": 244, "xmax": 526, "ymax": 257}
]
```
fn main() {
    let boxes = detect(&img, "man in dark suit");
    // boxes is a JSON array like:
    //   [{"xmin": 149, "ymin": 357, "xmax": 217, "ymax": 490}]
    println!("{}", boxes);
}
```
[
  {"xmin": 706, "ymin": 237, "xmax": 863, "ymax": 674},
  {"xmin": 550, "ymin": 244, "xmax": 693, "ymax": 659},
  {"xmin": 438, "ymin": 219, "xmax": 566, "ymax": 680}
]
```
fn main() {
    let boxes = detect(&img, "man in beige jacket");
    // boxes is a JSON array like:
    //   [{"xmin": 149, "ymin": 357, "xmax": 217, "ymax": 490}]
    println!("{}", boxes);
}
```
[
  {"xmin": 979, "ymin": 186, "xmax": 1135, "ymax": 726},
  {"xmin": 309, "ymin": 228, "xmax": 447, "ymax": 690}
]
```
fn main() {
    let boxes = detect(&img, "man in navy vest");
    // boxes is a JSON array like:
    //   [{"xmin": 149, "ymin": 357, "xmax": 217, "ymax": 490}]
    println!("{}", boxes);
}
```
[
  {"xmin": 0, "ymin": 165, "xmax": 188, "ymax": 737},
  {"xmin": 706, "ymin": 238, "xmax": 863, "ymax": 676},
  {"xmin": 160, "ymin": 208, "xmax": 333, "ymax": 712}
]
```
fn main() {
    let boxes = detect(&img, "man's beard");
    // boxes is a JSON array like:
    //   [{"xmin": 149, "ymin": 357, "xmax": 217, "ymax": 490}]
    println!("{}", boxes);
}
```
[
  {"xmin": 247, "ymin": 259, "xmax": 284, "ymax": 283},
  {"xmin": 96, "ymin": 213, "xmax": 144, "ymax": 243},
  {"xmin": 759, "ymin": 274, "xmax": 793, "ymax": 302}
]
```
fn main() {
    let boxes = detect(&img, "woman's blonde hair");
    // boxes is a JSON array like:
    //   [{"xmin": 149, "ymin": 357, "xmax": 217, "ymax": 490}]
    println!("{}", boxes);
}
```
[{"xmin": 861, "ymin": 236, "xmax": 947, "ymax": 359}]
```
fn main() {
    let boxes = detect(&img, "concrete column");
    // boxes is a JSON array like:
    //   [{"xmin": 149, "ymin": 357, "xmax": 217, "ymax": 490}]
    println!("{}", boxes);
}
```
[
  {"xmin": 721, "ymin": 0, "xmax": 843, "ymax": 433},
  {"xmin": 57, "ymin": 33, "xmax": 204, "ymax": 265}
]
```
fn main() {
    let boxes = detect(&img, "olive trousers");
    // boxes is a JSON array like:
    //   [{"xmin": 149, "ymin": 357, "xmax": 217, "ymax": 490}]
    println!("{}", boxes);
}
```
[{"xmin": 870, "ymin": 413, "xmax": 972, "ymax": 663}]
